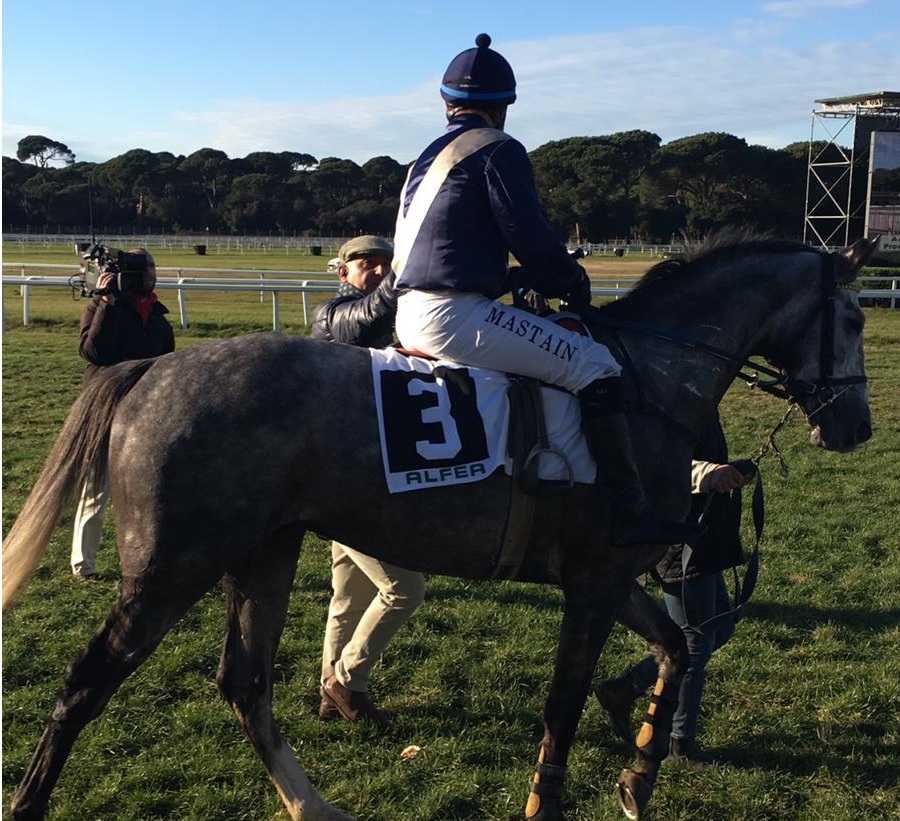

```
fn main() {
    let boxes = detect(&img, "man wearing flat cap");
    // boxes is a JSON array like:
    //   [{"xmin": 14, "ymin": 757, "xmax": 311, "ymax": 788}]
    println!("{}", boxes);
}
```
[
  {"xmin": 311, "ymin": 235, "xmax": 426, "ymax": 728},
  {"xmin": 311, "ymin": 235, "xmax": 399, "ymax": 347}
]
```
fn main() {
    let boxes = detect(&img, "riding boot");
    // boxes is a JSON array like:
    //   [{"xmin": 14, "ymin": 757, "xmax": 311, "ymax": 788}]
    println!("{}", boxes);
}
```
[{"xmin": 579, "ymin": 377, "xmax": 704, "ymax": 547}]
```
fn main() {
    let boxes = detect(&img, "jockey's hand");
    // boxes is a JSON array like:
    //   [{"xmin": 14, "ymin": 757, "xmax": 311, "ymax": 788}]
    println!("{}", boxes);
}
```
[
  {"xmin": 523, "ymin": 290, "xmax": 553, "ymax": 316},
  {"xmin": 560, "ymin": 267, "xmax": 592, "ymax": 310}
]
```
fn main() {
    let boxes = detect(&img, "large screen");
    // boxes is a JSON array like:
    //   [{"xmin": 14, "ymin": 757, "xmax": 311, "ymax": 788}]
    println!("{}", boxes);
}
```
[{"xmin": 867, "ymin": 131, "xmax": 900, "ymax": 264}]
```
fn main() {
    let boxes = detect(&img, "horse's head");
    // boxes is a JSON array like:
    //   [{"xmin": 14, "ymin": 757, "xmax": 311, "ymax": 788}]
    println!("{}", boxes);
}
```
[
  {"xmin": 588, "ymin": 231, "xmax": 877, "ymax": 453},
  {"xmin": 777, "ymin": 238, "xmax": 876, "ymax": 452}
]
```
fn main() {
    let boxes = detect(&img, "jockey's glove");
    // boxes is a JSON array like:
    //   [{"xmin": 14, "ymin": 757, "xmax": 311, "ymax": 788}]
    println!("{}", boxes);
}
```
[{"xmin": 561, "ymin": 267, "xmax": 592, "ymax": 310}]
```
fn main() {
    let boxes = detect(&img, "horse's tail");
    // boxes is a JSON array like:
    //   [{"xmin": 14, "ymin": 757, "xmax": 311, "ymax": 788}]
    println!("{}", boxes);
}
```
[{"xmin": 2, "ymin": 359, "xmax": 155, "ymax": 611}]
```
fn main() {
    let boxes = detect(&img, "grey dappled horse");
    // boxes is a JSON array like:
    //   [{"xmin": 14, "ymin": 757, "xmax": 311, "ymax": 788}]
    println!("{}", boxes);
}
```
[{"xmin": 2, "ymin": 235, "xmax": 876, "ymax": 821}]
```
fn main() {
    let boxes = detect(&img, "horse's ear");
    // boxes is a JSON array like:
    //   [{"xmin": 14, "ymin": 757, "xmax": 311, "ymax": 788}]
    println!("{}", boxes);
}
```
[{"xmin": 835, "ymin": 237, "xmax": 880, "ymax": 281}]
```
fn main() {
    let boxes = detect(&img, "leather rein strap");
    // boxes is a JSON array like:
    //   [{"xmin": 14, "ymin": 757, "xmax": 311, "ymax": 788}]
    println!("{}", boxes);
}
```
[
  {"xmin": 679, "ymin": 463, "xmax": 764, "ymax": 630},
  {"xmin": 580, "ymin": 248, "xmax": 867, "ymax": 413}
]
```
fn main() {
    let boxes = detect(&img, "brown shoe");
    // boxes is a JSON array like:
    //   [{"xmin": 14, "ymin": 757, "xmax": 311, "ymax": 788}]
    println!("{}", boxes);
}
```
[
  {"xmin": 318, "ymin": 689, "xmax": 340, "ymax": 720},
  {"xmin": 321, "ymin": 675, "xmax": 391, "ymax": 729}
]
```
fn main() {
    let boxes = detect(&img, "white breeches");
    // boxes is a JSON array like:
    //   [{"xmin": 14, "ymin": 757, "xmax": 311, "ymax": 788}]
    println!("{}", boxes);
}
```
[{"xmin": 396, "ymin": 290, "xmax": 621, "ymax": 393}]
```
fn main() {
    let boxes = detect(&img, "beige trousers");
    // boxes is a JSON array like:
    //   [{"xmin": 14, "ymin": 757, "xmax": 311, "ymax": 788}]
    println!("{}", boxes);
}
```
[
  {"xmin": 70, "ymin": 473, "xmax": 110, "ymax": 577},
  {"xmin": 321, "ymin": 541, "xmax": 426, "ymax": 693}
]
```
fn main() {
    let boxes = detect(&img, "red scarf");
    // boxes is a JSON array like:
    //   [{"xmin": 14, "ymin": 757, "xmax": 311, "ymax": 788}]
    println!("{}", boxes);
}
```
[{"xmin": 126, "ymin": 292, "xmax": 158, "ymax": 326}]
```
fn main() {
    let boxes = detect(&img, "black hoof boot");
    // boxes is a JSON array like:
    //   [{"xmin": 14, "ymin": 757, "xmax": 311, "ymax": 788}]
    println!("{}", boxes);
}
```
[{"xmin": 524, "ymin": 759, "xmax": 567, "ymax": 820}]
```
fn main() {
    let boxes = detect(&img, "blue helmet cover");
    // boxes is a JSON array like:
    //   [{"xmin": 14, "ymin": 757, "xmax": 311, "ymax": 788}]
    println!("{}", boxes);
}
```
[{"xmin": 440, "ymin": 33, "xmax": 517, "ymax": 105}]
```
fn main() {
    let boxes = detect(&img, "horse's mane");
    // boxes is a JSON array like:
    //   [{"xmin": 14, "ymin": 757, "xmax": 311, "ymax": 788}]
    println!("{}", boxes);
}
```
[{"xmin": 631, "ymin": 229, "xmax": 815, "ymax": 292}]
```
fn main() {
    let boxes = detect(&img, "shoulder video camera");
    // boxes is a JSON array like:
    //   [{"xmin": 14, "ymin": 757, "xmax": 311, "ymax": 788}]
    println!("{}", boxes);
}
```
[{"xmin": 76, "ymin": 242, "xmax": 155, "ymax": 298}]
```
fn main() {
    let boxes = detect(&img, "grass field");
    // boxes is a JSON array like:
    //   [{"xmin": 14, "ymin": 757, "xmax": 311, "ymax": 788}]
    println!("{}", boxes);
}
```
[{"xmin": 2, "ymin": 246, "xmax": 900, "ymax": 821}]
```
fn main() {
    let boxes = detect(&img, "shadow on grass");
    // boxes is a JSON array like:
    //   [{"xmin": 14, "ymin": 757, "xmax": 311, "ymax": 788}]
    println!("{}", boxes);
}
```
[
  {"xmin": 743, "ymin": 598, "xmax": 900, "ymax": 633},
  {"xmin": 719, "ymin": 734, "xmax": 900, "ymax": 791}
]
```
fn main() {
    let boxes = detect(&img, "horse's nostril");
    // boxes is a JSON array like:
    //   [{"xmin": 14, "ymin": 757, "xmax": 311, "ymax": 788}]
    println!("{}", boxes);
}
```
[{"xmin": 857, "ymin": 421, "xmax": 872, "ymax": 443}]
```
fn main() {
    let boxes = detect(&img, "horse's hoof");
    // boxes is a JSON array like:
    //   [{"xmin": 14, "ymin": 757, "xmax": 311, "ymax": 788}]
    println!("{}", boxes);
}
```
[{"xmin": 615, "ymin": 768, "xmax": 653, "ymax": 820}]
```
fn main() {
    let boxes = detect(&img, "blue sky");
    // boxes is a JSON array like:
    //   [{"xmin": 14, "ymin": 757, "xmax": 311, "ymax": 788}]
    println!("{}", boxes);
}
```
[{"xmin": 3, "ymin": 0, "xmax": 899, "ymax": 166}]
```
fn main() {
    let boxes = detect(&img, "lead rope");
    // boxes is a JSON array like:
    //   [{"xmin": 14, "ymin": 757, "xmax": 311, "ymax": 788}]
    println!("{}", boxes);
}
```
[
  {"xmin": 751, "ymin": 401, "xmax": 802, "ymax": 478},
  {"xmin": 682, "ymin": 400, "xmax": 801, "ymax": 630}
]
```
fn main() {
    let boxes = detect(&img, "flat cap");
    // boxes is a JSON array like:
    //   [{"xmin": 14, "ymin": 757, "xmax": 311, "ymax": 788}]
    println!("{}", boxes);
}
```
[{"xmin": 338, "ymin": 235, "xmax": 394, "ymax": 263}]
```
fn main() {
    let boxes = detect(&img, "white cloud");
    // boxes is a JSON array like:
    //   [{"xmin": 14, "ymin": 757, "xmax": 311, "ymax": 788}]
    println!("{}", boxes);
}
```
[
  {"xmin": 129, "ymin": 26, "xmax": 900, "ymax": 162},
  {"xmin": 761, "ymin": 0, "xmax": 869, "ymax": 19},
  {"xmin": 6, "ymin": 22, "xmax": 897, "ymax": 165}
]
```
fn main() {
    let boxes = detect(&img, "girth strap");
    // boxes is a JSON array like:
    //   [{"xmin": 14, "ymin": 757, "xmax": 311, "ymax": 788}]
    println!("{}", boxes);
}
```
[{"xmin": 492, "ymin": 377, "xmax": 544, "ymax": 580}]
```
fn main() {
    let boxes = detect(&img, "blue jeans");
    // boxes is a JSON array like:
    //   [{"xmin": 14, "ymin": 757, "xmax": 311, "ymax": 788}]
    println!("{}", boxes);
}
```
[{"xmin": 629, "ymin": 572, "xmax": 736, "ymax": 739}]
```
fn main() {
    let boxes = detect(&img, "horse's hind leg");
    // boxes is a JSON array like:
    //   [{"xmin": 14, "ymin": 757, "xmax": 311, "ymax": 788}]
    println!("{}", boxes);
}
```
[
  {"xmin": 10, "ymin": 574, "xmax": 210, "ymax": 821},
  {"xmin": 610, "ymin": 580, "xmax": 688, "ymax": 820},
  {"xmin": 217, "ymin": 525, "xmax": 355, "ymax": 821}
]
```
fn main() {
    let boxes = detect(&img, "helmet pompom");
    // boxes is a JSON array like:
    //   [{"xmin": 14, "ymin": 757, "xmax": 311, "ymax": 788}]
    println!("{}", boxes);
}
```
[{"xmin": 475, "ymin": 33, "xmax": 491, "ymax": 48}]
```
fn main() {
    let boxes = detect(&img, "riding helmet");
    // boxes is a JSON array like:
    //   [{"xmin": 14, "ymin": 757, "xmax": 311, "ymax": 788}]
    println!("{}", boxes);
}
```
[{"xmin": 440, "ymin": 33, "xmax": 516, "ymax": 105}]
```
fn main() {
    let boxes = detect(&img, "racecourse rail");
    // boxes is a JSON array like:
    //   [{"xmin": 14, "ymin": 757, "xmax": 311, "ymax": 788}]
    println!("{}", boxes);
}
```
[{"xmin": 3, "ymin": 262, "xmax": 898, "ymax": 331}]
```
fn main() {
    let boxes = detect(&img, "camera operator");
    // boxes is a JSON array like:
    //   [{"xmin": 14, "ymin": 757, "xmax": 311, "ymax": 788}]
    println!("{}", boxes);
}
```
[{"xmin": 71, "ymin": 248, "xmax": 174, "ymax": 578}]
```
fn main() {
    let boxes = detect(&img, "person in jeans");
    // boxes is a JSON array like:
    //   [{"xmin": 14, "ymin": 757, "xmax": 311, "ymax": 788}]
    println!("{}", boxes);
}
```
[{"xmin": 595, "ymin": 416, "xmax": 752, "ymax": 766}]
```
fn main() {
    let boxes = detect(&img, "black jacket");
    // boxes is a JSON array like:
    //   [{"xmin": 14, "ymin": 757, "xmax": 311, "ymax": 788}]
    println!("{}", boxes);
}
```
[
  {"xmin": 311, "ymin": 275, "xmax": 398, "ymax": 348},
  {"xmin": 79, "ymin": 293, "xmax": 174, "ymax": 383},
  {"xmin": 655, "ymin": 414, "xmax": 744, "ymax": 583}
]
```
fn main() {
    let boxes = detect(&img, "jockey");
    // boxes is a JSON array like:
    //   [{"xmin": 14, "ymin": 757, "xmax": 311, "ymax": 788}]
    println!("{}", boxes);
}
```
[{"xmin": 393, "ymin": 34, "xmax": 699, "ymax": 547}]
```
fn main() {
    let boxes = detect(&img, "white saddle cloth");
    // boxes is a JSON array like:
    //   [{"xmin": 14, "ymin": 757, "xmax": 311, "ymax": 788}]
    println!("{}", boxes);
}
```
[{"xmin": 371, "ymin": 347, "xmax": 596, "ymax": 494}]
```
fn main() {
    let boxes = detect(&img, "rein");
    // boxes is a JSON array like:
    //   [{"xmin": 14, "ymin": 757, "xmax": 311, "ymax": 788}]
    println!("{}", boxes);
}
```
[
  {"xmin": 580, "ymin": 303, "xmax": 787, "ymax": 396},
  {"xmin": 579, "ymin": 247, "xmax": 867, "ymax": 416},
  {"xmin": 684, "ymin": 399, "xmax": 800, "ymax": 630},
  {"xmin": 680, "ymin": 459, "xmax": 765, "ymax": 630}
]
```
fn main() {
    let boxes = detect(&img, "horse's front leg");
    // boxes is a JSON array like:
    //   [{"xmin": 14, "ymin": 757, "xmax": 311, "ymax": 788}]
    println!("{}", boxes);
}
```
[
  {"xmin": 524, "ymin": 579, "xmax": 623, "ymax": 821},
  {"xmin": 610, "ymin": 580, "xmax": 688, "ymax": 820}
]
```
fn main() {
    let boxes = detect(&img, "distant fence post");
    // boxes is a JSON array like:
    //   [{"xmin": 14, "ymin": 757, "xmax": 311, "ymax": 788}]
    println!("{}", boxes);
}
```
[
  {"xmin": 301, "ymin": 280, "xmax": 310, "ymax": 327},
  {"xmin": 272, "ymin": 291, "xmax": 281, "ymax": 331},
  {"xmin": 22, "ymin": 280, "xmax": 31, "ymax": 326},
  {"xmin": 177, "ymin": 273, "xmax": 189, "ymax": 329}
]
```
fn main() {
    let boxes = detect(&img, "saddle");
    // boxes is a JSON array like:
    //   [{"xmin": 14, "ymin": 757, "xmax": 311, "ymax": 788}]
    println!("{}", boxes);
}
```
[{"xmin": 392, "ymin": 338, "xmax": 578, "ymax": 582}]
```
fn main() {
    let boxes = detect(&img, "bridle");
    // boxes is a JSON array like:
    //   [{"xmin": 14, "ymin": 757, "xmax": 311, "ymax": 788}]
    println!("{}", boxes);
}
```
[
  {"xmin": 575, "ymin": 247, "xmax": 867, "ymax": 624},
  {"xmin": 780, "ymin": 250, "xmax": 868, "ymax": 419},
  {"xmin": 580, "ymin": 247, "xmax": 867, "ymax": 423}
]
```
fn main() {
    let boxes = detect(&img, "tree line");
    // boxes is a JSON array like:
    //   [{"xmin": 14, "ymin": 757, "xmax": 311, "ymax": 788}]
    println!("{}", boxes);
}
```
[{"xmin": 3, "ymin": 131, "xmax": 849, "ymax": 242}]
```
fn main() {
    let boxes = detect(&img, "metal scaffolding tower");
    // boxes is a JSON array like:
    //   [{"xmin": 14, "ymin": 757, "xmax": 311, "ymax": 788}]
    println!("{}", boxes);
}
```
[{"xmin": 804, "ymin": 91, "xmax": 900, "ymax": 249}]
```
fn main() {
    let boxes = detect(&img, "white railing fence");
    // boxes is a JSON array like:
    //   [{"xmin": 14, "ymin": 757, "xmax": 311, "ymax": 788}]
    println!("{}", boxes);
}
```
[
  {"xmin": 3, "ymin": 264, "xmax": 898, "ymax": 332},
  {"xmin": 1, "ymin": 266, "xmax": 338, "ymax": 331}
]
